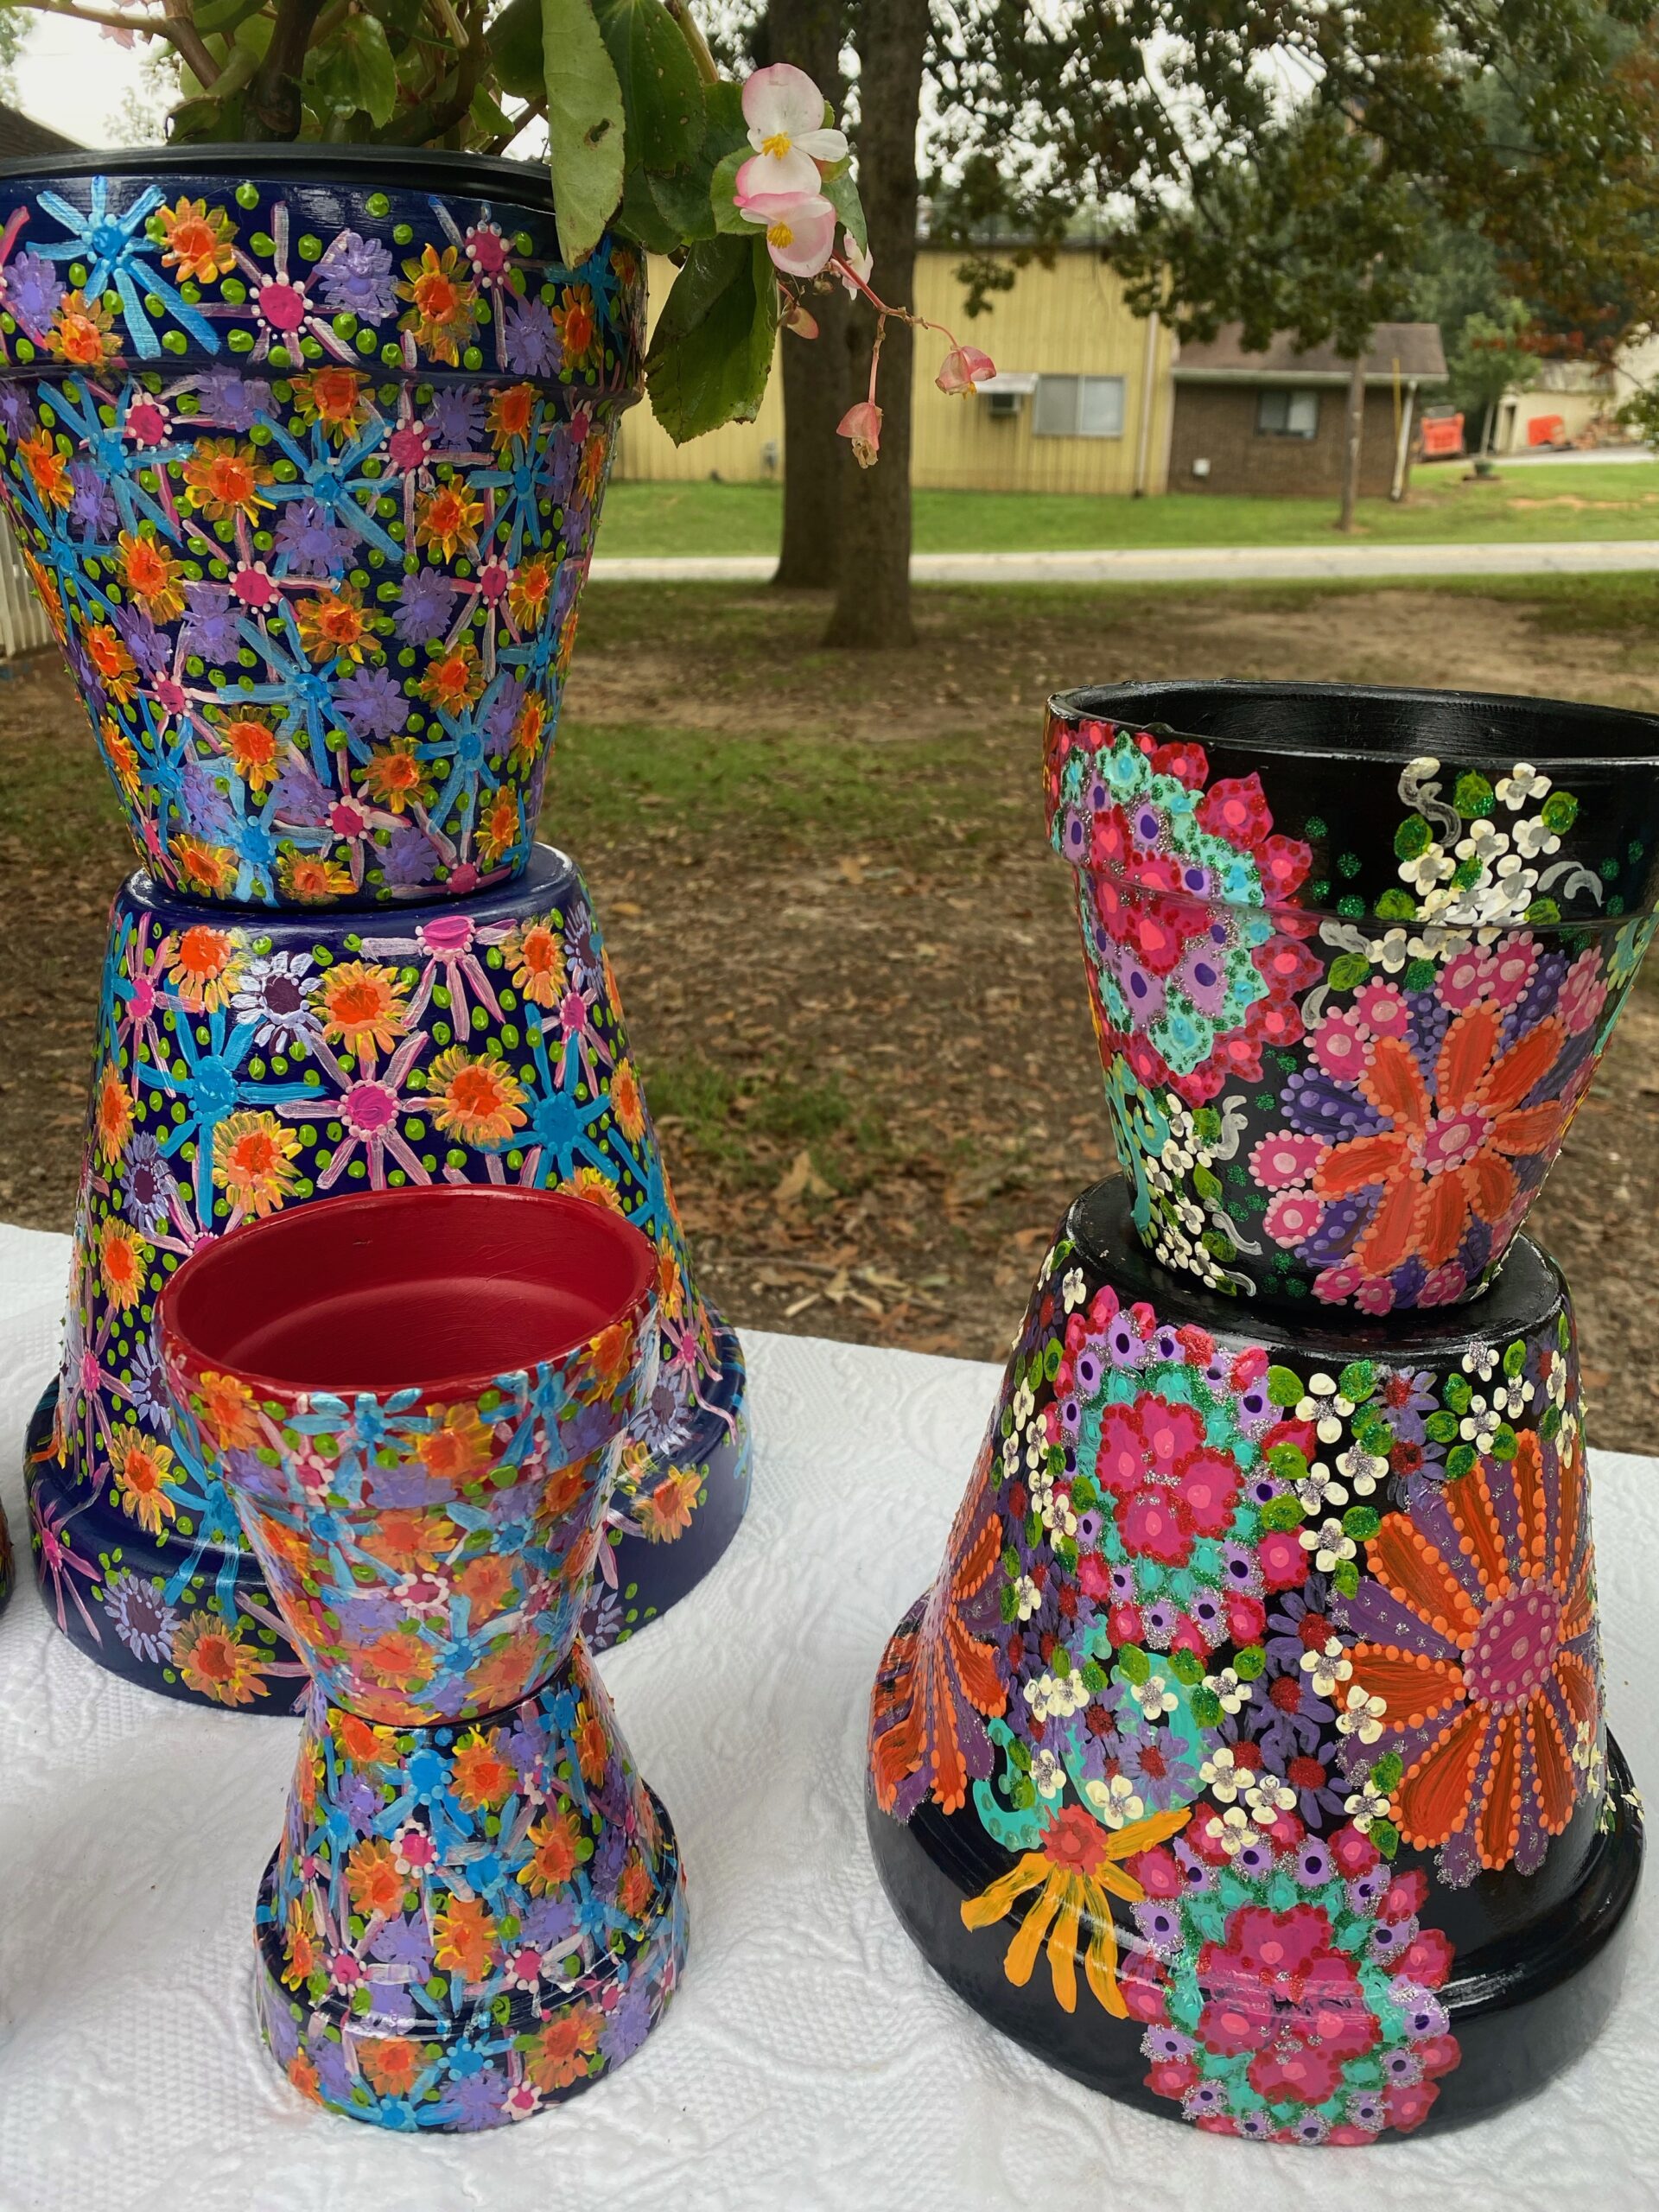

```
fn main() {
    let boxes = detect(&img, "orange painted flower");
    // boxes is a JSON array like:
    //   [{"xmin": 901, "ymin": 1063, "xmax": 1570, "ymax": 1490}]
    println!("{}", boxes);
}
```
[
  {"xmin": 417, "ymin": 641, "xmax": 484, "ymax": 715},
  {"xmin": 1345, "ymin": 1429, "xmax": 1599, "ymax": 1876},
  {"xmin": 609, "ymin": 1058, "xmax": 646, "ymax": 1143},
  {"xmin": 359, "ymin": 741, "xmax": 430, "ymax": 814},
  {"xmin": 478, "ymin": 790, "xmax": 522, "ymax": 868},
  {"xmin": 454, "ymin": 1552, "xmax": 517, "ymax": 1620},
  {"xmin": 508, "ymin": 691, "xmax": 546, "ymax": 768},
  {"xmin": 417, "ymin": 1401, "xmax": 497, "ymax": 1482},
  {"xmin": 118, "ymin": 530, "xmax": 186, "ymax": 621},
  {"xmin": 288, "ymin": 2051, "xmax": 321, "ymax": 2102},
  {"xmin": 18, "ymin": 430, "xmax": 72, "ymax": 507},
  {"xmin": 296, "ymin": 584, "xmax": 376, "ymax": 665},
  {"xmin": 102, "ymin": 717, "xmax": 141, "ymax": 798},
  {"xmin": 616, "ymin": 1854, "xmax": 654, "ymax": 1920},
  {"xmin": 194, "ymin": 1367, "xmax": 262, "ymax": 1450},
  {"xmin": 359, "ymin": 2037, "xmax": 424, "ymax": 2098},
  {"xmin": 283, "ymin": 1896, "xmax": 322, "ymax": 1987},
  {"xmin": 359, "ymin": 1625, "xmax": 436, "ymax": 1694},
  {"xmin": 556, "ymin": 601, "xmax": 582, "ymax": 675},
  {"xmin": 551, "ymin": 285, "xmax": 599, "ymax": 371},
  {"xmin": 467, "ymin": 1631, "xmax": 542, "ymax": 1712},
  {"xmin": 151, "ymin": 196, "xmax": 238, "ymax": 283},
  {"xmin": 213, "ymin": 1109, "xmax": 302, "ymax": 1217},
  {"xmin": 505, "ymin": 920, "xmax": 563, "ymax": 1007},
  {"xmin": 452, "ymin": 1730, "xmax": 516, "ymax": 1809},
  {"xmin": 433, "ymin": 1895, "xmax": 499, "ymax": 1982},
  {"xmin": 320, "ymin": 959, "xmax": 409, "ymax": 1054},
  {"xmin": 398, "ymin": 244, "xmax": 480, "ymax": 365},
  {"xmin": 524, "ymin": 2005, "xmax": 600, "ymax": 2092},
  {"xmin": 1312, "ymin": 1009, "xmax": 1575, "ymax": 1281},
  {"xmin": 506, "ymin": 556, "xmax": 553, "ymax": 629},
  {"xmin": 578, "ymin": 426, "xmax": 609, "ymax": 502},
  {"xmin": 112, "ymin": 1430, "xmax": 179, "ymax": 1532},
  {"xmin": 48, "ymin": 289, "xmax": 120, "ymax": 367},
  {"xmin": 637, "ymin": 1468, "xmax": 700, "ymax": 1543},
  {"xmin": 181, "ymin": 436, "xmax": 272, "ymax": 523},
  {"xmin": 101, "ymin": 1222, "xmax": 149, "ymax": 1313},
  {"xmin": 518, "ymin": 1809, "xmax": 582, "ymax": 1897},
  {"xmin": 23, "ymin": 546, "xmax": 67, "ymax": 631},
  {"xmin": 487, "ymin": 382, "xmax": 537, "ymax": 448},
  {"xmin": 95, "ymin": 1066, "xmax": 132, "ymax": 1162},
  {"xmin": 575, "ymin": 1705, "xmax": 608, "ymax": 1785},
  {"xmin": 278, "ymin": 853, "xmax": 355, "ymax": 902},
  {"xmin": 415, "ymin": 480, "xmax": 486, "ymax": 562},
  {"xmin": 427, "ymin": 1046, "xmax": 528, "ymax": 1147},
  {"xmin": 563, "ymin": 1165, "xmax": 624, "ymax": 1215},
  {"xmin": 961, "ymin": 1800, "xmax": 1192, "ymax": 2017},
  {"xmin": 346, "ymin": 1836, "xmax": 410, "ymax": 1920},
  {"xmin": 334, "ymin": 1710, "xmax": 394, "ymax": 1766},
  {"xmin": 85, "ymin": 622, "xmax": 138, "ymax": 704},
  {"xmin": 291, "ymin": 365, "xmax": 371, "ymax": 442},
  {"xmin": 215, "ymin": 709, "xmax": 283, "ymax": 792},
  {"xmin": 174, "ymin": 1611, "xmax": 269, "ymax": 1705},
  {"xmin": 357, "ymin": 1505, "xmax": 458, "ymax": 1574},
  {"xmin": 175, "ymin": 836, "xmax": 238, "ymax": 897},
  {"xmin": 169, "ymin": 922, "xmax": 241, "ymax": 1009}
]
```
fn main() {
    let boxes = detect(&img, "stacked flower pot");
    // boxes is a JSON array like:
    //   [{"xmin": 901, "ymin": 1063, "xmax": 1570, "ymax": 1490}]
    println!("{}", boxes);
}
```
[
  {"xmin": 0, "ymin": 147, "xmax": 750, "ymax": 1712},
  {"xmin": 866, "ymin": 680, "xmax": 1657, "ymax": 2142}
]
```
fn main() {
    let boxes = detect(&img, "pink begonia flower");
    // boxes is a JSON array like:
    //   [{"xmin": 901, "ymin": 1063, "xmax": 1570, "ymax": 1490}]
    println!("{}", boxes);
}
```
[
  {"xmin": 741, "ymin": 191, "xmax": 837, "ymax": 278},
  {"xmin": 936, "ymin": 341, "xmax": 996, "ymax": 393},
  {"xmin": 737, "ymin": 63, "xmax": 849, "ymax": 203},
  {"xmin": 838, "ymin": 400, "xmax": 881, "ymax": 467},
  {"xmin": 837, "ymin": 231, "xmax": 874, "ymax": 298}
]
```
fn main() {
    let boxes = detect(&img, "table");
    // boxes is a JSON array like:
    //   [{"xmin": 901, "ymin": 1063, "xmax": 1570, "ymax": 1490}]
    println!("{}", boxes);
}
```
[{"xmin": 1, "ymin": 1220, "xmax": 1654, "ymax": 2212}]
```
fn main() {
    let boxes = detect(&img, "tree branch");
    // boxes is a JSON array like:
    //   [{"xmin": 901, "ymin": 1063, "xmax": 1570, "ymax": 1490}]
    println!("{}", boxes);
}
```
[
  {"xmin": 245, "ymin": 0, "xmax": 326, "ymax": 140},
  {"xmin": 162, "ymin": 0, "xmax": 221, "ymax": 85},
  {"xmin": 664, "ymin": 0, "xmax": 719, "ymax": 89},
  {"xmin": 4, "ymin": 0, "xmax": 175, "ymax": 37}
]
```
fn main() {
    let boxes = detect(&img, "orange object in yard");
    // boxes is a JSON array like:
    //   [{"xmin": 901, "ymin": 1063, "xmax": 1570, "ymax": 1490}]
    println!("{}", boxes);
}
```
[
  {"xmin": 1528, "ymin": 414, "xmax": 1567, "ymax": 447},
  {"xmin": 1420, "ymin": 413, "xmax": 1464, "ymax": 457}
]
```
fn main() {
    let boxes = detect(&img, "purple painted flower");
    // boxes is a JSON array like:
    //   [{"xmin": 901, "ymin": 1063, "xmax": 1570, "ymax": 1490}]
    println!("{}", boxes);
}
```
[
  {"xmin": 116, "ymin": 602, "xmax": 169, "ymax": 674},
  {"xmin": 231, "ymin": 950, "xmax": 321, "ymax": 1050},
  {"xmin": 502, "ymin": 296, "xmax": 560, "ymax": 376},
  {"xmin": 274, "ymin": 497, "xmax": 353, "ymax": 575},
  {"xmin": 384, "ymin": 821, "xmax": 441, "ymax": 887},
  {"xmin": 435, "ymin": 2068, "xmax": 510, "ymax": 2128},
  {"xmin": 180, "ymin": 583, "xmax": 242, "ymax": 664},
  {"xmin": 0, "ymin": 382, "xmax": 35, "ymax": 438},
  {"xmin": 67, "ymin": 461, "xmax": 116, "ymax": 537},
  {"xmin": 316, "ymin": 229, "xmax": 397, "ymax": 321},
  {"xmin": 433, "ymin": 388, "xmax": 484, "ymax": 449},
  {"xmin": 335, "ymin": 664, "xmax": 409, "ymax": 741},
  {"xmin": 103, "ymin": 1568, "xmax": 179, "ymax": 1664},
  {"xmin": 393, "ymin": 566, "xmax": 459, "ymax": 645},
  {"xmin": 197, "ymin": 371, "xmax": 271, "ymax": 431},
  {"xmin": 4, "ymin": 249, "xmax": 61, "ymax": 334},
  {"xmin": 269, "ymin": 757, "xmax": 334, "ymax": 829},
  {"xmin": 124, "ymin": 1329, "xmax": 174, "ymax": 1430},
  {"xmin": 122, "ymin": 1131, "xmax": 175, "ymax": 1234}
]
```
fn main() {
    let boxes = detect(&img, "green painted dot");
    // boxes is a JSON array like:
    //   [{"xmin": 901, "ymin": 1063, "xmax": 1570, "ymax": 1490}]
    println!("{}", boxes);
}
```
[
  {"xmin": 1336, "ymin": 850, "xmax": 1361, "ymax": 877},
  {"xmin": 162, "ymin": 330, "xmax": 187, "ymax": 353},
  {"xmin": 381, "ymin": 343, "xmax": 402, "ymax": 367},
  {"xmin": 298, "ymin": 232, "xmax": 323, "ymax": 261},
  {"xmin": 366, "ymin": 192, "xmax": 391, "ymax": 219},
  {"xmin": 143, "ymin": 292, "xmax": 163, "ymax": 315},
  {"xmin": 1336, "ymin": 893, "xmax": 1364, "ymax": 917},
  {"xmin": 250, "ymin": 231, "xmax": 275, "ymax": 257},
  {"xmin": 221, "ymin": 276, "xmax": 247, "ymax": 304},
  {"xmin": 393, "ymin": 222, "xmax": 414, "ymax": 245},
  {"xmin": 236, "ymin": 181, "xmax": 259, "ymax": 209},
  {"xmin": 229, "ymin": 328, "xmax": 253, "ymax": 353},
  {"xmin": 269, "ymin": 345, "xmax": 290, "ymax": 370}
]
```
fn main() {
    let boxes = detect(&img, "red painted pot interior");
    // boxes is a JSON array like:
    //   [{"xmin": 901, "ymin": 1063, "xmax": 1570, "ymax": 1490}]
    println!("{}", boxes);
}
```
[{"xmin": 161, "ymin": 1186, "xmax": 654, "ymax": 1396}]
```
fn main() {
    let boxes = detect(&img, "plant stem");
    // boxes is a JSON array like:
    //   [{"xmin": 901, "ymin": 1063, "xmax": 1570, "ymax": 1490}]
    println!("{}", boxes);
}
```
[
  {"xmin": 162, "ymin": 0, "xmax": 222, "ymax": 85},
  {"xmin": 245, "ymin": 0, "xmax": 327, "ymax": 138},
  {"xmin": 5, "ymin": 0, "xmax": 173, "ymax": 38},
  {"xmin": 664, "ymin": 0, "xmax": 719, "ymax": 89}
]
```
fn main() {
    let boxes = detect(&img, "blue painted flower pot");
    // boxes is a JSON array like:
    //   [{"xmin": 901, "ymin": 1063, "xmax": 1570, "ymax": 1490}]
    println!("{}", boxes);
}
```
[{"xmin": 0, "ymin": 147, "xmax": 643, "ymax": 907}]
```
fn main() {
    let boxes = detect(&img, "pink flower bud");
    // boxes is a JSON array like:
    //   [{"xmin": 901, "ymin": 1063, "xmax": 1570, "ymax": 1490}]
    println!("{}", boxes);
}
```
[
  {"xmin": 782, "ymin": 298, "xmax": 820, "ymax": 340},
  {"xmin": 936, "ymin": 342, "xmax": 996, "ymax": 394},
  {"xmin": 837, "ymin": 400, "xmax": 882, "ymax": 468}
]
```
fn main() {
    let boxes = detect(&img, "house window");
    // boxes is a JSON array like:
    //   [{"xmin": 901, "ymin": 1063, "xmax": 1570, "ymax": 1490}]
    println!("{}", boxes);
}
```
[
  {"xmin": 1256, "ymin": 387, "xmax": 1320, "ymax": 438},
  {"xmin": 1033, "ymin": 375, "xmax": 1126, "ymax": 438}
]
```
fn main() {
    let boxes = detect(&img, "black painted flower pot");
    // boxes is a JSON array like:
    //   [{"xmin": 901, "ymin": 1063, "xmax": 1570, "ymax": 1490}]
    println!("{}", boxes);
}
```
[
  {"xmin": 868, "ymin": 1179, "xmax": 1643, "ymax": 2143},
  {"xmin": 0, "ymin": 146, "xmax": 643, "ymax": 907},
  {"xmin": 1044, "ymin": 682, "xmax": 1659, "ymax": 1316}
]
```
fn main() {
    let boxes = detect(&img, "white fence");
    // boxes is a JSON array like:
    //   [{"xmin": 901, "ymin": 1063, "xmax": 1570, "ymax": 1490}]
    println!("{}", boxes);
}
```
[{"xmin": 0, "ymin": 507, "xmax": 54, "ymax": 658}]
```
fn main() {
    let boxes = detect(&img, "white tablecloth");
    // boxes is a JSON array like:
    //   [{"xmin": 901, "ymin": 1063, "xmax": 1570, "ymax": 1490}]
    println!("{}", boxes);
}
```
[{"xmin": 0, "ymin": 1220, "xmax": 1653, "ymax": 2212}]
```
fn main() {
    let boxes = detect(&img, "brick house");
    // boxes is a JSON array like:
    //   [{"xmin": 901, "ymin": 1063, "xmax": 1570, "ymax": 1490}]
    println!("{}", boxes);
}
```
[{"xmin": 1169, "ymin": 323, "xmax": 1448, "ymax": 497}]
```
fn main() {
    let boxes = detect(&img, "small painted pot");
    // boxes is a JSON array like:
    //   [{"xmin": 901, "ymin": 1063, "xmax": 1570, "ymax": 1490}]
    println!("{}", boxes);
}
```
[
  {"xmin": 0, "ymin": 146, "xmax": 644, "ymax": 907},
  {"xmin": 26, "ymin": 842, "xmax": 749, "ymax": 1712},
  {"xmin": 868, "ymin": 1178, "xmax": 1643, "ymax": 2140},
  {"xmin": 160, "ymin": 1183, "xmax": 687, "ymax": 2126},
  {"xmin": 1045, "ymin": 682, "xmax": 1659, "ymax": 1315}
]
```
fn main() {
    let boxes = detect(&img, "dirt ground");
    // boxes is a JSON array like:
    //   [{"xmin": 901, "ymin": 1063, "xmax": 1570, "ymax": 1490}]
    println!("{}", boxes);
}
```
[{"xmin": 5, "ymin": 577, "xmax": 1659, "ymax": 1453}]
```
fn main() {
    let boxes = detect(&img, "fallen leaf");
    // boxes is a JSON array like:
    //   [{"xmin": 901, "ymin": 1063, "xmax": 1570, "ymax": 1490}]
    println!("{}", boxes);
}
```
[{"xmin": 774, "ymin": 1148, "xmax": 833, "ymax": 1205}]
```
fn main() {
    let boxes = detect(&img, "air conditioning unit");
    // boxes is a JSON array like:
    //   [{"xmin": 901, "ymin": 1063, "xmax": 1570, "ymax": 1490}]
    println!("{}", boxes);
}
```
[
  {"xmin": 976, "ymin": 372, "xmax": 1039, "ymax": 418},
  {"xmin": 987, "ymin": 389, "xmax": 1021, "ymax": 419}
]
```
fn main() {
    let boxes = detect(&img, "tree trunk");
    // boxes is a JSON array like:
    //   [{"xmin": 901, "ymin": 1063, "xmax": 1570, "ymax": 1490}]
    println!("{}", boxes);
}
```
[
  {"xmin": 1338, "ymin": 352, "xmax": 1366, "ymax": 532},
  {"xmin": 823, "ymin": 0, "xmax": 928, "ymax": 649},
  {"xmin": 765, "ymin": 0, "xmax": 849, "ymax": 588}
]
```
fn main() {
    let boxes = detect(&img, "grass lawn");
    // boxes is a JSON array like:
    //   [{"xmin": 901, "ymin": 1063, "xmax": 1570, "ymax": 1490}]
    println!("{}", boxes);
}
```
[
  {"xmin": 6, "ymin": 572, "xmax": 1659, "ymax": 1445},
  {"xmin": 599, "ymin": 461, "xmax": 1659, "ymax": 560}
]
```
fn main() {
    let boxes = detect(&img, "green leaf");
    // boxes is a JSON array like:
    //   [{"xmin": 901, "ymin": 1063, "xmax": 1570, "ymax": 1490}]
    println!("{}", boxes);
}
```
[
  {"xmin": 339, "ymin": 11, "xmax": 398, "ymax": 128},
  {"xmin": 594, "ymin": 0, "xmax": 704, "ymax": 173},
  {"xmin": 1337, "ymin": 1358, "xmax": 1376, "ymax": 1404},
  {"xmin": 648, "ymin": 163, "xmax": 718, "ymax": 243},
  {"xmin": 1266, "ymin": 1363, "xmax": 1305, "ymax": 1408},
  {"xmin": 193, "ymin": 0, "xmax": 264, "ymax": 35},
  {"xmin": 1326, "ymin": 951, "xmax": 1370, "ymax": 991},
  {"xmin": 645, "ymin": 234, "xmax": 777, "ymax": 444},
  {"xmin": 543, "ymin": 0, "xmax": 626, "ymax": 266},
  {"xmin": 618, "ymin": 164, "xmax": 683, "ymax": 252},
  {"xmin": 700, "ymin": 78, "xmax": 749, "ymax": 160},
  {"xmin": 821, "ymin": 158, "xmax": 867, "ymax": 255},
  {"xmin": 489, "ymin": 0, "xmax": 543, "ymax": 98}
]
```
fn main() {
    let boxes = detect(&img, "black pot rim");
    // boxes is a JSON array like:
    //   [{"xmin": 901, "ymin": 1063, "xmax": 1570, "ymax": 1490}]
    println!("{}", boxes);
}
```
[
  {"xmin": 0, "ymin": 141, "xmax": 556, "ymax": 213},
  {"xmin": 1050, "ymin": 678, "xmax": 1659, "ymax": 772}
]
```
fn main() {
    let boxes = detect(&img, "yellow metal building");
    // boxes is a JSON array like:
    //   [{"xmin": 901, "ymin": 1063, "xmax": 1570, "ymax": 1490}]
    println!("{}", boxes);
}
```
[{"xmin": 612, "ymin": 243, "xmax": 1176, "ymax": 495}]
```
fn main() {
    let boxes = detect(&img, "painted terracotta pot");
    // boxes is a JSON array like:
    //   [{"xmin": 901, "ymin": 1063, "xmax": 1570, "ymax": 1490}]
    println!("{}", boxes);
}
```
[
  {"xmin": 160, "ymin": 1183, "xmax": 686, "ymax": 2128},
  {"xmin": 868, "ymin": 1178, "xmax": 1642, "ymax": 2142},
  {"xmin": 26, "ymin": 843, "xmax": 749, "ymax": 1711},
  {"xmin": 0, "ymin": 146, "xmax": 642, "ymax": 907},
  {"xmin": 1045, "ymin": 682, "xmax": 1659, "ymax": 1315}
]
